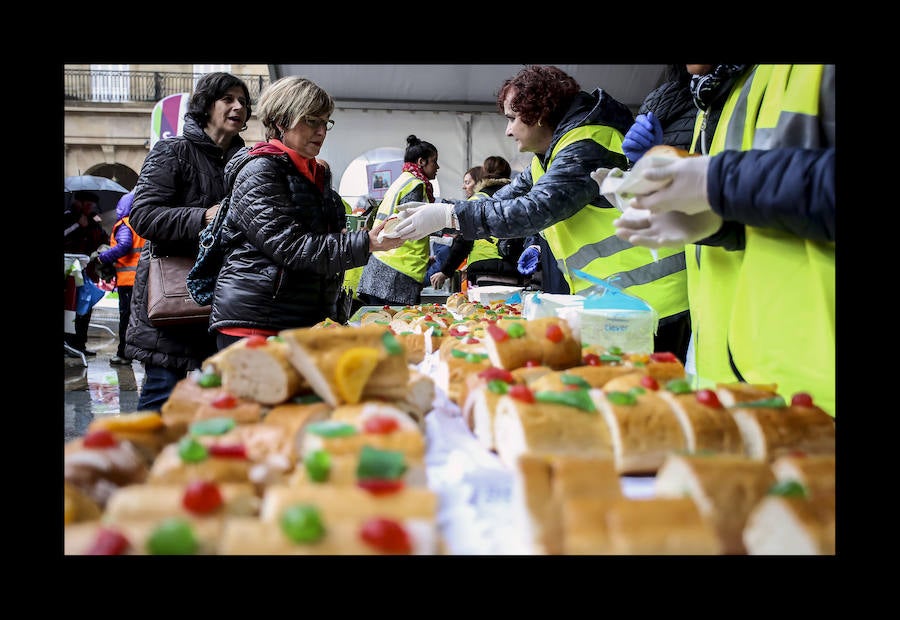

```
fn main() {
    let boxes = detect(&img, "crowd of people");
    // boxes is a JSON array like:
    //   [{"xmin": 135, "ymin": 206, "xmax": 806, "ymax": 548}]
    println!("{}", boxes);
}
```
[{"xmin": 67, "ymin": 64, "xmax": 835, "ymax": 418}]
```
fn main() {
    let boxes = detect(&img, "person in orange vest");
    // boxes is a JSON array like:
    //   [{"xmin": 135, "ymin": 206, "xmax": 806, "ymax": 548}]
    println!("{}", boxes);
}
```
[{"xmin": 93, "ymin": 190, "xmax": 146, "ymax": 365}]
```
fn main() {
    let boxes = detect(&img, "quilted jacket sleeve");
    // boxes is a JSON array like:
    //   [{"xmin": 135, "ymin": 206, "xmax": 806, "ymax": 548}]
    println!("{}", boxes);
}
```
[
  {"xmin": 227, "ymin": 156, "xmax": 370, "ymax": 277},
  {"xmin": 128, "ymin": 139, "xmax": 209, "ymax": 246},
  {"xmin": 708, "ymin": 147, "xmax": 835, "ymax": 243},
  {"xmin": 454, "ymin": 141, "xmax": 620, "ymax": 241}
]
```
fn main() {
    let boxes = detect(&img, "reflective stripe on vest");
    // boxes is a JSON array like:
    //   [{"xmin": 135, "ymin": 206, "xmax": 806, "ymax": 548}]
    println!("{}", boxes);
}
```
[
  {"xmin": 372, "ymin": 171, "xmax": 431, "ymax": 283},
  {"xmin": 110, "ymin": 215, "xmax": 146, "ymax": 287},
  {"xmin": 728, "ymin": 64, "xmax": 835, "ymax": 416},
  {"xmin": 531, "ymin": 125, "xmax": 688, "ymax": 319}
]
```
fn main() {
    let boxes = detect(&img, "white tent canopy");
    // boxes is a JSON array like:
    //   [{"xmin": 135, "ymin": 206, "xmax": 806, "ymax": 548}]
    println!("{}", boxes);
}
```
[{"xmin": 269, "ymin": 64, "xmax": 667, "ymax": 203}]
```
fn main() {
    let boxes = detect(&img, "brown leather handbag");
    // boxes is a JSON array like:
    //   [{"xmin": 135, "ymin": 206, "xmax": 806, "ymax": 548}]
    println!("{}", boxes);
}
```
[{"xmin": 146, "ymin": 248, "xmax": 211, "ymax": 327}]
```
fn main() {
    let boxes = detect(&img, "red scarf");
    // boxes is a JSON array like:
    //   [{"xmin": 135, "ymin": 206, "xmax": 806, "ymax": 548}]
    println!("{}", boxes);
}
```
[
  {"xmin": 249, "ymin": 139, "xmax": 325, "ymax": 191},
  {"xmin": 402, "ymin": 162, "xmax": 435, "ymax": 202}
]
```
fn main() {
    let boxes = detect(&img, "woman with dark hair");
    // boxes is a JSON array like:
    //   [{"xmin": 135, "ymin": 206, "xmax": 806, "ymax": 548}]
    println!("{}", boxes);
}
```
[
  {"xmin": 125, "ymin": 71, "xmax": 251, "ymax": 411},
  {"xmin": 461, "ymin": 165, "xmax": 483, "ymax": 199},
  {"xmin": 208, "ymin": 76, "xmax": 400, "ymax": 350},
  {"xmin": 356, "ymin": 134, "xmax": 442, "ymax": 306},
  {"xmin": 389, "ymin": 65, "xmax": 691, "ymax": 359}
]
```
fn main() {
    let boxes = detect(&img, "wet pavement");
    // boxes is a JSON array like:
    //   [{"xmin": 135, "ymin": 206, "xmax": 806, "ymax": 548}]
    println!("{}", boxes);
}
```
[{"xmin": 64, "ymin": 297, "xmax": 145, "ymax": 443}]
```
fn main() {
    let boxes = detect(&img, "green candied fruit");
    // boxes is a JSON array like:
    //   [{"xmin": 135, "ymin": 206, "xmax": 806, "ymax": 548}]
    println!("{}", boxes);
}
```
[
  {"xmin": 304, "ymin": 450, "xmax": 331, "ymax": 483},
  {"xmin": 177, "ymin": 437, "xmax": 209, "ymax": 463},
  {"xmin": 608, "ymin": 346, "xmax": 623, "ymax": 356},
  {"xmin": 267, "ymin": 335, "xmax": 285, "ymax": 343},
  {"xmin": 293, "ymin": 393, "xmax": 324, "ymax": 404},
  {"xmin": 628, "ymin": 386, "xmax": 647, "ymax": 396},
  {"xmin": 666, "ymin": 378, "xmax": 693, "ymax": 394},
  {"xmin": 306, "ymin": 420, "xmax": 357, "ymax": 438},
  {"xmin": 465, "ymin": 352, "xmax": 489, "ymax": 364},
  {"xmin": 487, "ymin": 379, "xmax": 511, "ymax": 395},
  {"xmin": 768, "ymin": 480, "xmax": 808, "ymax": 498},
  {"xmin": 451, "ymin": 348, "xmax": 468, "ymax": 359},
  {"xmin": 631, "ymin": 360, "xmax": 647, "ymax": 367},
  {"xmin": 606, "ymin": 390, "xmax": 637, "ymax": 406},
  {"xmin": 196, "ymin": 372, "xmax": 222, "ymax": 388},
  {"xmin": 357, "ymin": 445, "xmax": 407, "ymax": 480},
  {"xmin": 146, "ymin": 518, "xmax": 198, "ymax": 555},
  {"xmin": 506, "ymin": 323, "xmax": 526, "ymax": 338},
  {"xmin": 431, "ymin": 328, "xmax": 443, "ymax": 337},
  {"xmin": 534, "ymin": 389, "xmax": 596, "ymax": 412},
  {"xmin": 561, "ymin": 374, "xmax": 591, "ymax": 389},
  {"xmin": 599, "ymin": 354, "xmax": 622, "ymax": 364},
  {"xmin": 738, "ymin": 396, "xmax": 788, "ymax": 408},
  {"xmin": 189, "ymin": 416, "xmax": 236, "ymax": 437},
  {"xmin": 280, "ymin": 504, "xmax": 326, "ymax": 543},
  {"xmin": 381, "ymin": 331, "xmax": 403, "ymax": 356}
]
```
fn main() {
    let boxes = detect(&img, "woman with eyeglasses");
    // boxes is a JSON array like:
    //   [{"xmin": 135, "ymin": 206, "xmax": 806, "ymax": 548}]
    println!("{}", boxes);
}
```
[
  {"xmin": 356, "ymin": 134, "xmax": 444, "ymax": 307},
  {"xmin": 126, "ymin": 71, "xmax": 251, "ymax": 411},
  {"xmin": 208, "ymin": 76, "xmax": 402, "ymax": 350}
]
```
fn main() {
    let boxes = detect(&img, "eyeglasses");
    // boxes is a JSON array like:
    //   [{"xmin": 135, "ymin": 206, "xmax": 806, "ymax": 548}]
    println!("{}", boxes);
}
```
[{"xmin": 302, "ymin": 117, "xmax": 335, "ymax": 131}]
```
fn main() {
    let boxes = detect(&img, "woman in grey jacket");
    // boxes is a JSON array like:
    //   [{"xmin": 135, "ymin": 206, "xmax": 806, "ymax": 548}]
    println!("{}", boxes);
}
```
[{"xmin": 125, "ymin": 72, "xmax": 251, "ymax": 412}]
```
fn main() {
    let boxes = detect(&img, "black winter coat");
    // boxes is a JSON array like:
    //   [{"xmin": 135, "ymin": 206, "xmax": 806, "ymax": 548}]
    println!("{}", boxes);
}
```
[
  {"xmin": 124, "ymin": 117, "xmax": 245, "ymax": 370},
  {"xmin": 639, "ymin": 79, "xmax": 698, "ymax": 153},
  {"xmin": 453, "ymin": 88, "xmax": 633, "ymax": 241},
  {"xmin": 208, "ymin": 146, "xmax": 371, "ymax": 332}
]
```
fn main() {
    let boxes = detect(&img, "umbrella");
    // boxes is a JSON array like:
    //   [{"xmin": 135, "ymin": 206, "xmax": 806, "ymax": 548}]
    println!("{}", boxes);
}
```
[{"xmin": 64, "ymin": 175, "xmax": 129, "ymax": 217}]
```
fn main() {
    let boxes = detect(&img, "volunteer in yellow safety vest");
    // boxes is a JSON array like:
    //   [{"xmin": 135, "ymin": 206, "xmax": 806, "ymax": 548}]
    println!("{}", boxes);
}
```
[
  {"xmin": 615, "ymin": 64, "xmax": 835, "ymax": 417},
  {"xmin": 388, "ymin": 65, "xmax": 691, "ymax": 359},
  {"xmin": 357, "ymin": 134, "xmax": 442, "ymax": 306}
]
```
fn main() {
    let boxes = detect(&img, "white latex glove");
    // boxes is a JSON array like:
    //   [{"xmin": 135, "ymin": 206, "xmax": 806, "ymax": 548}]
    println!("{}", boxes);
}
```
[
  {"xmin": 589, "ymin": 167, "xmax": 611, "ymax": 191},
  {"xmin": 430, "ymin": 272, "xmax": 447, "ymax": 289},
  {"xmin": 614, "ymin": 209, "xmax": 723, "ymax": 249},
  {"xmin": 389, "ymin": 202, "xmax": 457, "ymax": 240},
  {"xmin": 629, "ymin": 155, "xmax": 712, "ymax": 216}
]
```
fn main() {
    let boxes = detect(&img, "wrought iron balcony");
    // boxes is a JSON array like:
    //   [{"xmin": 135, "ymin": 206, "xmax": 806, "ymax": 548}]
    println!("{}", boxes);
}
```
[{"xmin": 64, "ymin": 69, "xmax": 270, "ymax": 104}]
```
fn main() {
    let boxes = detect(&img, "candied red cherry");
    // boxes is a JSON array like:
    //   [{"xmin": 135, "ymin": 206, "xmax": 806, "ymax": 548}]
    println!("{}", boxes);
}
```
[
  {"xmin": 583, "ymin": 353, "xmax": 601, "ymax": 366},
  {"xmin": 508, "ymin": 384, "xmax": 535, "ymax": 403},
  {"xmin": 83, "ymin": 429, "xmax": 118, "ymax": 449},
  {"xmin": 545, "ymin": 323, "xmax": 564, "ymax": 343},
  {"xmin": 639, "ymin": 375, "xmax": 660, "ymax": 390},
  {"xmin": 86, "ymin": 527, "xmax": 130, "ymax": 555},
  {"xmin": 211, "ymin": 393, "xmax": 238, "ymax": 409},
  {"xmin": 208, "ymin": 444, "xmax": 247, "ymax": 459},
  {"xmin": 363, "ymin": 415, "xmax": 400, "ymax": 434},
  {"xmin": 524, "ymin": 359, "xmax": 541, "ymax": 367},
  {"xmin": 487, "ymin": 324, "xmax": 509, "ymax": 342},
  {"xmin": 357, "ymin": 478, "xmax": 405, "ymax": 495},
  {"xmin": 359, "ymin": 517, "xmax": 412, "ymax": 554},
  {"xmin": 182, "ymin": 480, "xmax": 223, "ymax": 515},
  {"xmin": 695, "ymin": 389, "xmax": 722, "ymax": 409},
  {"xmin": 791, "ymin": 392, "xmax": 814, "ymax": 407},
  {"xmin": 650, "ymin": 352, "xmax": 678, "ymax": 363},
  {"xmin": 245, "ymin": 334, "xmax": 267, "ymax": 348},
  {"xmin": 478, "ymin": 367, "xmax": 515, "ymax": 383}
]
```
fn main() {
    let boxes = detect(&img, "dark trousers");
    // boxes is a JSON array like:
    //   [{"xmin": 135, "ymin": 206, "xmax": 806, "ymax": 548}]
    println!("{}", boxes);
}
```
[
  {"xmin": 65, "ymin": 308, "xmax": 92, "ymax": 352},
  {"xmin": 357, "ymin": 292, "xmax": 397, "ymax": 307},
  {"xmin": 116, "ymin": 286, "xmax": 133, "ymax": 358},
  {"xmin": 136, "ymin": 363, "xmax": 186, "ymax": 412}
]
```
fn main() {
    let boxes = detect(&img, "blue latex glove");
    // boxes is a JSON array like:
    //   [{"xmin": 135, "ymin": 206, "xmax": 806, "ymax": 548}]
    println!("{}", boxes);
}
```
[
  {"xmin": 622, "ymin": 112, "xmax": 663, "ymax": 163},
  {"xmin": 517, "ymin": 245, "xmax": 541, "ymax": 275}
]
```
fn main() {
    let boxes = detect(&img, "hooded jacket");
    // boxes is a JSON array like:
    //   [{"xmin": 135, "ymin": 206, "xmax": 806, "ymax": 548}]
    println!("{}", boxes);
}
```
[
  {"xmin": 453, "ymin": 88, "xmax": 633, "ymax": 241},
  {"xmin": 208, "ymin": 144, "xmax": 371, "ymax": 331},
  {"xmin": 99, "ymin": 191, "xmax": 145, "ymax": 287},
  {"xmin": 124, "ymin": 116, "xmax": 245, "ymax": 371}
]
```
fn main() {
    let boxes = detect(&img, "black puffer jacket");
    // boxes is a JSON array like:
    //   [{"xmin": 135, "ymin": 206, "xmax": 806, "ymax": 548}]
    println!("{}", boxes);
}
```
[
  {"xmin": 453, "ymin": 88, "xmax": 633, "ymax": 240},
  {"xmin": 208, "ymin": 145, "xmax": 371, "ymax": 331},
  {"xmin": 125, "ymin": 117, "xmax": 245, "ymax": 370},
  {"xmin": 639, "ymin": 79, "xmax": 697, "ymax": 152}
]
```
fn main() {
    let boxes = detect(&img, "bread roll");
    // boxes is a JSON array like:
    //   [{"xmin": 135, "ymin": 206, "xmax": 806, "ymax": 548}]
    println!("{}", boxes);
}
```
[{"xmin": 743, "ymin": 494, "xmax": 836, "ymax": 555}]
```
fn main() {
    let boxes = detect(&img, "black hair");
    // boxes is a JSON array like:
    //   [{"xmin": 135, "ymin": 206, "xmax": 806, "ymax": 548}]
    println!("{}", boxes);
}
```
[
  {"xmin": 186, "ymin": 72, "xmax": 252, "ymax": 129},
  {"xmin": 404, "ymin": 134, "xmax": 437, "ymax": 164},
  {"xmin": 664, "ymin": 64, "xmax": 692, "ymax": 87}
]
